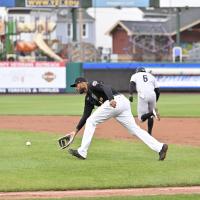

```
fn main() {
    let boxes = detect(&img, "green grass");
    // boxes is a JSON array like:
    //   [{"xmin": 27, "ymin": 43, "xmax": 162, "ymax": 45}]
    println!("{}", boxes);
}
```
[
  {"xmin": 0, "ymin": 130, "xmax": 200, "ymax": 192},
  {"xmin": 0, "ymin": 95, "xmax": 85, "ymax": 115},
  {"xmin": 157, "ymin": 93, "xmax": 200, "ymax": 117},
  {"xmin": 0, "ymin": 93, "xmax": 199, "ymax": 116},
  {"xmin": 29, "ymin": 194, "xmax": 200, "ymax": 200}
]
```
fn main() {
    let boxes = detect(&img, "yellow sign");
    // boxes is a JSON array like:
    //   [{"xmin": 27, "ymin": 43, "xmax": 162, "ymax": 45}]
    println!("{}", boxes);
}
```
[{"xmin": 26, "ymin": 0, "xmax": 80, "ymax": 7}]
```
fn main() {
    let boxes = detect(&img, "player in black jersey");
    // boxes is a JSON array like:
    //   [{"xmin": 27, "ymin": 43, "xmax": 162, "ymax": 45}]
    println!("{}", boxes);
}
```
[{"xmin": 66, "ymin": 77, "xmax": 168, "ymax": 161}]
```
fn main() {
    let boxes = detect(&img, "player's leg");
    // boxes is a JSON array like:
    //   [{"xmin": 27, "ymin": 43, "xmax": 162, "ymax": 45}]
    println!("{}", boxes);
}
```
[
  {"xmin": 141, "ymin": 112, "xmax": 154, "ymax": 121},
  {"xmin": 149, "ymin": 93, "xmax": 160, "ymax": 121},
  {"xmin": 141, "ymin": 94, "xmax": 157, "ymax": 135},
  {"xmin": 138, "ymin": 96, "xmax": 153, "ymax": 122},
  {"xmin": 77, "ymin": 99, "xmax": 120, "ymax": 158},
  {"xmin": 147, "ymin": 95, "xmax": 159, "ymax": 135},
  {"xmin": 138, "ymin": 97, "xmax": 154, "ymax": 135},
  {"xmin": 146, "ymin": 98, "xmax": 154, "ymax": 135},
  {"xmin": 147, "ymin": 117, "xmax": 154, "ymax": 135},
  {"xmin": 137, "ymin": 97, "xmax": 149, "ymax": 121},
  {"xmin": 115, "ymin": 96, "xmax": 163, "ymax": 153},
  {"xmin": 141, "ymin": 110, "xmax": 154, "ymax": 135}
]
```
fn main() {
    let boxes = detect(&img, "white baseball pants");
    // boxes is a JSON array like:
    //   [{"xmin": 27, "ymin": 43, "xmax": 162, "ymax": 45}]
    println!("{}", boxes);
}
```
[
  {"xmin": 137, "ymin": 92, "xmax": 156, "ymax": 120},
  {"xmin": 78, "ymin": 94, "xmax": 163, "ymax": 158}
]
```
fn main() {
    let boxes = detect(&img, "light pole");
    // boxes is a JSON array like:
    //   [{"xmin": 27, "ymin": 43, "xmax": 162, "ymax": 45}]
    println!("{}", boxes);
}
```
[
  {"xmin": 71, "ymin": 8, "xmax": 77, "ymax": 42},
  {"xmin": 176, "ymin": 7, "xmax": 181, "ymax": 46}
]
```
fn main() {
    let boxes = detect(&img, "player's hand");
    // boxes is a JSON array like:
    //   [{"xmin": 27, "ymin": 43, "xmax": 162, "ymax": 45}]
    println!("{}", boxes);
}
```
[
  {"xmin": 129, "ymin": 95, "xmax": 133, "ymax": 102},
  {"xmin": 110, "ymin": 100, "xmax": 117, "ymax": 108},
  {"xmin": 58, "ymin": 131, "xmax": 76, "ymax": 149},
  {"xmin": 69, "ymin": 131, "xmax": 76, "ymax": 139}
]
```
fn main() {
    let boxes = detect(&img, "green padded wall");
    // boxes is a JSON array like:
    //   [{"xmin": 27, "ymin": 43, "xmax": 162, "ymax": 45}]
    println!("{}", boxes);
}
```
[{"xmin": 66, "ymin": 62, "xmax": 83, "ymax": 93}]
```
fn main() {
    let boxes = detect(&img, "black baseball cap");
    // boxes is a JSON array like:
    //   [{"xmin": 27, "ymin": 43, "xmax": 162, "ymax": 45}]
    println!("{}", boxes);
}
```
[{"xmin": 70, "ymin": 77, "xmax": 87, "ymax": 87}]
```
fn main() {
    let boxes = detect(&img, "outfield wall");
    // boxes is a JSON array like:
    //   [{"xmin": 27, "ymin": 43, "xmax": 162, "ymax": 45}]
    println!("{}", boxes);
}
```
[
  {"xmin": 83, "ymin": 62, "xmax": 200, "ymax": 92},
  {"xmin": 1, "ymin": 62, "xmax": 200, "ymax": 93}
]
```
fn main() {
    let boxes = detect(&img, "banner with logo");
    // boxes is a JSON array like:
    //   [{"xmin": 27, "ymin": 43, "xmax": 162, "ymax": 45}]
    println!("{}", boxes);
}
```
[{"xmin": 0, "ymin": 62, "xmax": 66, "ymax": 93}]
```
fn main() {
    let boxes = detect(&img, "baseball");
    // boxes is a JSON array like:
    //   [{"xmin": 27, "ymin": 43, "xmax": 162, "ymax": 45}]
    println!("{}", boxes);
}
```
[{"xmin": 26, "ymin": 141, "xmax": 31, "ymax": 146}]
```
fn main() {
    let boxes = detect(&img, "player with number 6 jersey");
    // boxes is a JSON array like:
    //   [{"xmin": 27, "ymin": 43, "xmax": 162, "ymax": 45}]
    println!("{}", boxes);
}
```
[{"xmin": 129, "ymin": 67, "xmax": 160, "ymax": 135}]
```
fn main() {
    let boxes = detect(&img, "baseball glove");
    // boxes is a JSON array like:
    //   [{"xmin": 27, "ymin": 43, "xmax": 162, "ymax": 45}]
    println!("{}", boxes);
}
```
[{"xmin": 58, "ymin": 133, "xmax": 75, "ymax": 149}]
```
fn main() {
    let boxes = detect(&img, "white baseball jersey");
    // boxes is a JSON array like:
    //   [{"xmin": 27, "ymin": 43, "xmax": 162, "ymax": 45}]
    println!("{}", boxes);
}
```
[
  {"xmin": 130, "ymin": 72, "xmax": 158, "ymax": 98},
  {"xmin": 130, "ymin": 72, "xmax": 159, "ymax": 120}
]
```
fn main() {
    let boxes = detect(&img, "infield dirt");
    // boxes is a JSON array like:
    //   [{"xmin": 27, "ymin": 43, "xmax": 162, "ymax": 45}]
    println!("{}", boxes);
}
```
[{"xmin": 0, "ymin": 116, "xmax": 199, "ymax": 146}]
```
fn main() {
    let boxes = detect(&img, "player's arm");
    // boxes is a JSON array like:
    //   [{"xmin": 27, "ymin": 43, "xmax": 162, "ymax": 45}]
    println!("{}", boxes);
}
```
[
  {"xmin": 129, "ymin": 81, "xmax": 136, "ymax": 102},
  {"xmin": 76, "ymin": 102, "xmax": 94, "ymax": 133},
  {"xmin": 153, "ymin": 76, "xmax": 160, "ymax": 101},
  {"xmin": 154, "ymin": 87, "xmax": 160, "ymax": 101},
  {"xmin": 58, "ymin": 99, "xmax": 94, "ymax": 149}
]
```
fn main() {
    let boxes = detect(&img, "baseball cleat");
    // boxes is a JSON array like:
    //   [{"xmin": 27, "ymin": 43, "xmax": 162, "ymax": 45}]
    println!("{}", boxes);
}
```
[
  {"xmin": 68, "ymin": 149, "xmax": 86, "ymax": 160},
  {"xmin": 153, "ymin": 108, "xmax": 160, "ymax": 121},
  {"xmin": 159, "ymin": 144, "xmax": 168, "ymax": 161}
]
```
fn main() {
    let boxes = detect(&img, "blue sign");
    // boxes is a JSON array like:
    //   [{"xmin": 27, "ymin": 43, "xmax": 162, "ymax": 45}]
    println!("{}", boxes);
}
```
[
  {"xmin": 92, "ymin": 0, "xmax": 149, "ymax": 7},
  {"xmin": 0, "ymin": 0, "xmax": 15, "ymax": 7}
]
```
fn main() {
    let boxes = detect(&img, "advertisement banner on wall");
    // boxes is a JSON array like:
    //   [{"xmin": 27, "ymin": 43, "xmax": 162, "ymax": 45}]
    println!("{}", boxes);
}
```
[
  {"xmin": 0, "ymin": 62, "xmax": 66, "ymax": 93},
  {"xmin": 25, "ymin": 0, "xmax": 80, "ymax": 8},
  {"xmin": 156, "ymin": 75, "xmax": 200, "ymax": 89},
  {"xmin": 92, "ymin": 0, "xmax": 149, "ymax": 7}
]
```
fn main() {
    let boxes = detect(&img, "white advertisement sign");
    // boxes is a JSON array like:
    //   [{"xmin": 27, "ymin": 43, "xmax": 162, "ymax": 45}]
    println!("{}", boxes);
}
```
[
  {"xmin": 0, "ymin": 62, "xmax": 66, "ymax": 93},
  {"xmin": 0, "ymin": 67, "xmax": 65, "ymax": 88},
  {"xmin": 145, "ymin": 67, "xmax": 200, "ymax": 89},
  {"xmin": 156, "ymin": 75, "xmax": 200, "ymax": 88}
]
